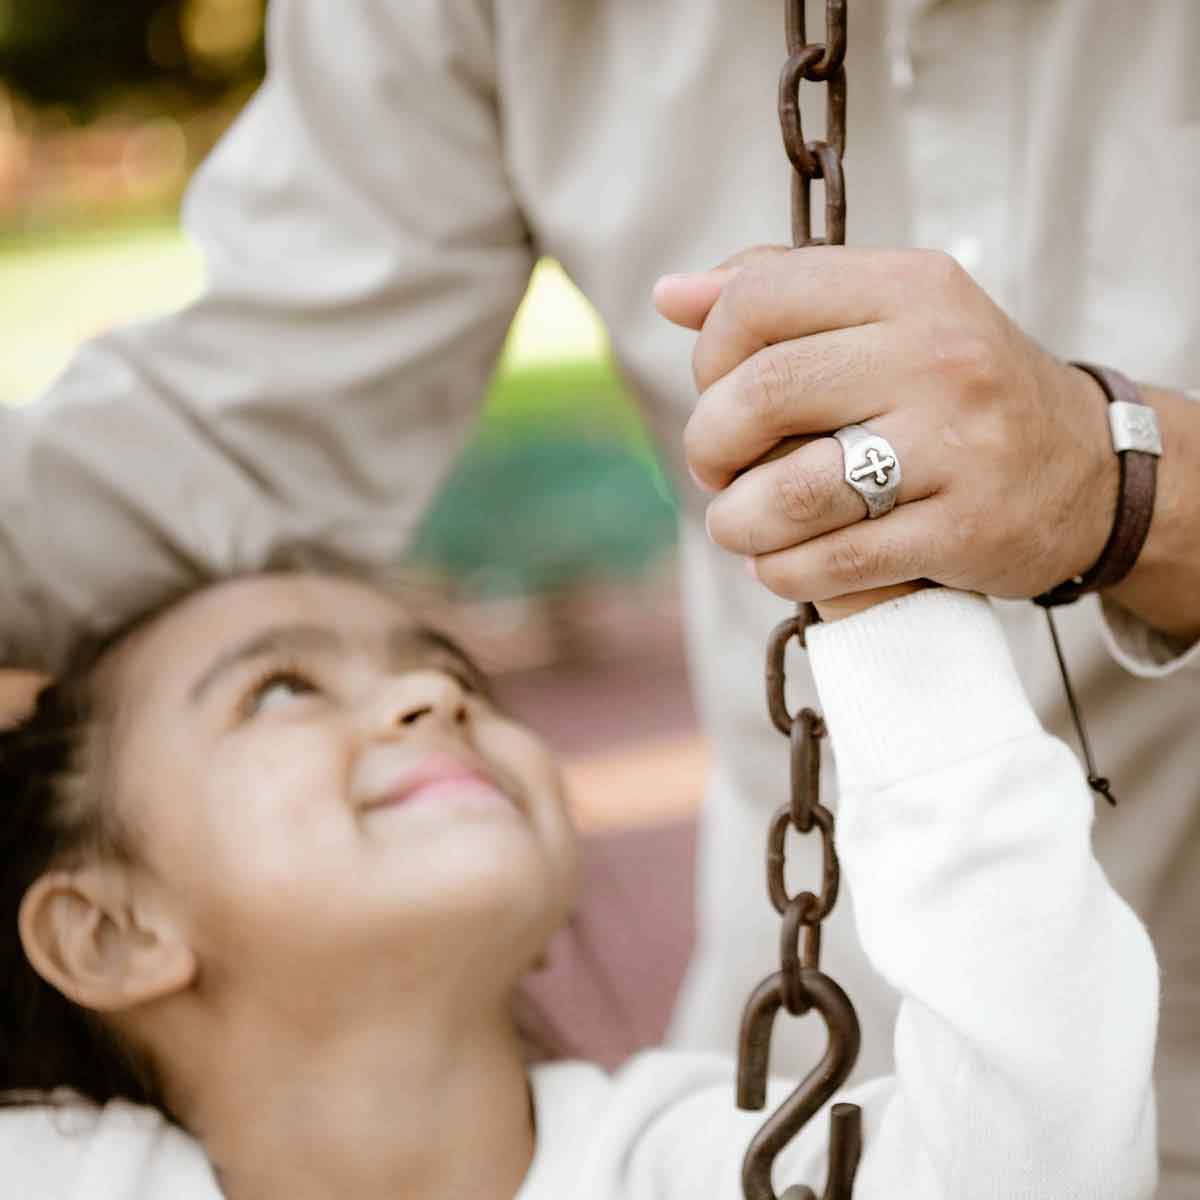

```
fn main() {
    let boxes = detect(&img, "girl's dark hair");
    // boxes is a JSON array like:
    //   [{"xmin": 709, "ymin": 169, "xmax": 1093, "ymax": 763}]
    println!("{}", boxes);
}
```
[
  {"xmin": 0, "ymin": 571, "xmax": 573, "ymax": 1122},
  {"xmin": 0, "ymin": 649, "xmax": 166, "ymax": 1111}
]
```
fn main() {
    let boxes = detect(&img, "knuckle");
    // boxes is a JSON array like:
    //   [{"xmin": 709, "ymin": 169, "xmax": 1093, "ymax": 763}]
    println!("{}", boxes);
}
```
[
  {"xmin": 752, "ymin": 554, "xmax": 801, "ymax": 602},
  {"xmin": 934, "ymin": 329, "xmax": 1004, "ymax": 396},
  {"xmin": 745, "ymin": 349, "xmax": 793, "ymax": 426},
  {"xmin": 728, "ymin": 262, "xmax": 779, "ymax": 326},
  {"xmin": 722, "ymin": 243, "xmax": 790, "ymax": 272},
  {"xmin": 918, "ymin": 248, "xmax": 969, "ymax": 292},
  {"xmin": 775, "ymin": 457, "xmax": 829, "ymax": 527},
  {"xmin": 823, "ymin": 535, "xmax": 877, "ymax": 589}
]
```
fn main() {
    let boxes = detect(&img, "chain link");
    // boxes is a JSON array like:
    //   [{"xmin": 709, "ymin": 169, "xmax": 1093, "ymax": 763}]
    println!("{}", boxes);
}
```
[
  {"xmin": 780, "ymin": 0, "xmax": 848, "ymax": 247},
  {"xmin": 737, "ymin": 6, "xmax": 860, "ymax": 1199}
]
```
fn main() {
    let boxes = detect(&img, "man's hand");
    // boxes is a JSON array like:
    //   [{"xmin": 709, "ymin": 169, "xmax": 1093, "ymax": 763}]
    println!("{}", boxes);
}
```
[{"xmin": 654, "ymin": 246, "xmax": 1118, "ymax": 606}]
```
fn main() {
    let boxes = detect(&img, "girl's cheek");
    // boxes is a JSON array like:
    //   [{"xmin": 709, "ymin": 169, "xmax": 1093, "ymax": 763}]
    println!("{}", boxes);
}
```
[{"xmin": 201, "ymin": 730, "xmax": 345, "ymax": 855}]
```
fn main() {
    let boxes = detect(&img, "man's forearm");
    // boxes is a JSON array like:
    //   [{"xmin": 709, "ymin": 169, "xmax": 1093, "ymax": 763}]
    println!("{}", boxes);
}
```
[
  {"xmin": 0, "ymin": 0, "xmax": 532, "ymax": 673},
  {"xmin": 1104, "ymin": 386, "xmax": 1200, "ymax": 641}
]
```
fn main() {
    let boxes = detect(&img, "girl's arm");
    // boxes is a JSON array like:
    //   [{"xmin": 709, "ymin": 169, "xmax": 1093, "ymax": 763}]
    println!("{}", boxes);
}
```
[
  {"xmin": 796, "ymin": 588, "xmax": 1158, "ymax": 1197},
  {"xmin": 573, "ymin": 588, "xmax": 1156, "ymax": 1199}
]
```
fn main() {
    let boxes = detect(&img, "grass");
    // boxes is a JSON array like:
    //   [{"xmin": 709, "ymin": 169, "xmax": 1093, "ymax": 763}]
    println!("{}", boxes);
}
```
[{"xmin": 0, "ymin": 220, "xmax": 201, "ymax": 404}]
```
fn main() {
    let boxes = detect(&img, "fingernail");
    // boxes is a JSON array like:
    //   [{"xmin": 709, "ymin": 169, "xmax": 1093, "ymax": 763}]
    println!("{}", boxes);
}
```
[
  {"xmin": 652, "ymin": 273, "xmax": 689, "ymax": 303},
  {"xmin": 744, "ymin": 557, "xmax": 758, "ymax": 580}
]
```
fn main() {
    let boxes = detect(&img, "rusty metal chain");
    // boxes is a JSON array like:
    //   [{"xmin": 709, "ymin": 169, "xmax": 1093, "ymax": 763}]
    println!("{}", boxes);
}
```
[
  {"xmin": 780, "ymin": 0, "xmax": 847, "ymax": 246},
  {"xmin": 737, "ymin": 6, "xmax": 861, "ymax": 1200}
]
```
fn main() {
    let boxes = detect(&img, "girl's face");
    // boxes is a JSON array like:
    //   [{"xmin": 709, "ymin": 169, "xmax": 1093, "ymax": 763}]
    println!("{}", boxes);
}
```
[{"xmin": 101, "ymin": 573, "xmax": 580, "ymax": 1006}]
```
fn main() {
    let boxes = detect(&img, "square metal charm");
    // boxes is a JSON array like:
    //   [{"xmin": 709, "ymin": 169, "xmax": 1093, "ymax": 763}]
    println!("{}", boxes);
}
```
[{"xmin": 1108, "ymin": 401, "xmax": 1163, "ymax": 457}]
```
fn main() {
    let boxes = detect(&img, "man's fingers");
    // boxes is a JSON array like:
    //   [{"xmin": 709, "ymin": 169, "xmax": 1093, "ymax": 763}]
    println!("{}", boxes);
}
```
[
  {"xmin": 685, "ymin": 320, "xmax": 903, "ymax": 490},
  {"xmin": 691, "ymin": 247, "xmax": 939, "ymax": 392},
  {"xmin": 815, "ymin": 582, "xmax": 931, "ymax": 623},
  {"xmin": 747, "ymin": 500, "xmax": 943, "ymax": 602},
  {"xmin": 705, "ymin": 414, "xmax": 934, "ymax": 557},
  {"xmin": 709, "ymin": 245, "xmax": 793, "ymax": 273},
  {"xmin": 653, "ymin": 246, "xmax": 791, "ymax": 331},
  {"xmin": 653, "ymin": 269, "xmax": 738, "ymax": 332}
]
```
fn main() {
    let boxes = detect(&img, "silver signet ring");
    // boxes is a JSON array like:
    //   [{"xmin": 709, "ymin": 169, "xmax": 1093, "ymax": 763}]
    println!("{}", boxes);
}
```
[{"xmin": 832, "ymin": 424, "xmax": 902, "ymax": 520}]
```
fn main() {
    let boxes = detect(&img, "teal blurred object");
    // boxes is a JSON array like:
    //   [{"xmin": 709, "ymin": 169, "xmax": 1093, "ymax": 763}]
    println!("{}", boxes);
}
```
[{"xmin": 407, "ymin": 362, "xmax": 678, "ymax": 596}]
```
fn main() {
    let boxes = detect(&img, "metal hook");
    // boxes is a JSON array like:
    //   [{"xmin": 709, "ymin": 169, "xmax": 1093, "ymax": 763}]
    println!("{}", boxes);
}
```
[{"xmin": 737, "ymin": 968, "xmax": 863, "ymax": 1200}]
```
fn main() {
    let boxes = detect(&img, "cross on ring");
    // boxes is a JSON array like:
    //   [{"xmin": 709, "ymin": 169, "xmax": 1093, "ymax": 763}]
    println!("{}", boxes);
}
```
[
  {"xmin": 848, "ymin": 447, "xmax": 896, "ymax": 487},
  {"xmin": 832, "ymin": 424, "xmax": 903, "ymax": 520}
]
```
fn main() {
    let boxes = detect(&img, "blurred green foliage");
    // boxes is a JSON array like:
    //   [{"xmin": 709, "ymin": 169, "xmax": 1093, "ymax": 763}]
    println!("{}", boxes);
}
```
[{"xmin": 408, "ymin": 362, "xmax": 677, "ymax": 594}]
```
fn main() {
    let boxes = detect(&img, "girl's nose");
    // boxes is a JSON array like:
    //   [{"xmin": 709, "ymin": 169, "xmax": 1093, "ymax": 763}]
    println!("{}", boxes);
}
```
[{"xmin": 384, "ymin": 672, "xmax": 470, "ymax": 732}]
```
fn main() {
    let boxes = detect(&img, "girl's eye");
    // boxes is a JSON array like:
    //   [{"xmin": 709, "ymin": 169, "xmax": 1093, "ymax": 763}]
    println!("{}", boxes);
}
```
[{"xmin": 243, "ymin": 670, "xmax": 319, "ymax": 718}]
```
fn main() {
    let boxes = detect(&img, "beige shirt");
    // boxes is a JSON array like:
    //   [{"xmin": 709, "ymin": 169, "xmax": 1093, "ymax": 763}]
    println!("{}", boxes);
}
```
[{"xmin": 2, "ymin": 0, "xmax": 1197, "ymax": 1191}]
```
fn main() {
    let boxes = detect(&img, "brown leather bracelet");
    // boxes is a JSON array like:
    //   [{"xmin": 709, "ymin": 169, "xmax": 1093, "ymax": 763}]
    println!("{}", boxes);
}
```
[{"xmin": 1034, "ymin": 362, "xmax": 1162, "ymax": 608}]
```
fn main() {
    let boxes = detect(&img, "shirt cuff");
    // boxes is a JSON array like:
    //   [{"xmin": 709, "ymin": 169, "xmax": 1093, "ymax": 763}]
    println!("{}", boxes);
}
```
[
  {"xmin": 1098, "ymin": 595, "xmax": 1200, "ymax": 678},
  {"xmin": 804, "ymin": 590, "xmax": 1040, "ymax": 792}
]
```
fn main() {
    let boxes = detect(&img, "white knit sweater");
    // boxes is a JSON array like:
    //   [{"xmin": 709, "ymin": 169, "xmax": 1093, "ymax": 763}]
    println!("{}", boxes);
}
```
[{"xmin": 1, "ymin": 592, "xmax": 1158, "ymax": 1199}]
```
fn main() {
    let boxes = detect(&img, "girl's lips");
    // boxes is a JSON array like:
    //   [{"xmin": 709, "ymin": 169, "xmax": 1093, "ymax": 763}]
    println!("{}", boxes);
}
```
[{"xmin": 362, "ymin": 753, "xmax": 513, "ymax": 814}]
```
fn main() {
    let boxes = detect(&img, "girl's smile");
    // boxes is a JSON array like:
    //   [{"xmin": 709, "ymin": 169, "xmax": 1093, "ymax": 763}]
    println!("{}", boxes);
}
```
[{"xmin": 357, "ymin": 750, "xmax": 522, "ymax": 818}]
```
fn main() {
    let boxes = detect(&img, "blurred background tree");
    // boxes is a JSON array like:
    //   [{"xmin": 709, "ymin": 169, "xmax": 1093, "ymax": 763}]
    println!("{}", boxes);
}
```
[
  {"xmin": 0, "ymin": 0, "xmax": 266, "ymax": 232},
  {"xmin": 0, "ymin": 0, "xmax": 265, "ymax": 110}
]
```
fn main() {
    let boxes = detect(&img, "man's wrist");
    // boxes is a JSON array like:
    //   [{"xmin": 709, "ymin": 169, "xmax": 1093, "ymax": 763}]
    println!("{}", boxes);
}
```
[
  {"xmin": 1062, "ymin": 363, "xmax": 1122, "ymax": 588},
  {"xmin": 1102, "ymin": 385, "xmax": 1200, "ymax": 641},
  {"xmin": 1037, "ymin": 363, "xmax": 1162, "ymax": 608}
]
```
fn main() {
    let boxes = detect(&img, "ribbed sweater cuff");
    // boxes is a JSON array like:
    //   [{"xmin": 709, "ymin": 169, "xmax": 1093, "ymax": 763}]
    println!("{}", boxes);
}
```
[{"xmin": 805, "ymin": 590, "xmax": 1041, "ymax": 791}]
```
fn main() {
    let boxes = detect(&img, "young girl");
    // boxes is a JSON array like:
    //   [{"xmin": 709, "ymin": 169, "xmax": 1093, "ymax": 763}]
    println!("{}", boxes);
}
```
[{"xmin": 0, "ymin": 570, "xmax": 1157, "ymax": 1198}]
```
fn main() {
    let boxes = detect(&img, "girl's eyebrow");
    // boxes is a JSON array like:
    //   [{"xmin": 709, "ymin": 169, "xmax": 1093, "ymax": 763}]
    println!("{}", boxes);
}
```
[
  {"xmin": 188, "ymin": 624, "xmax": 341, "ymax": 704},
  {"xmin": 389, "ymin": 626, "xmax": 474, "ymax": 667},
  {"xmin": 188, "ymin": 623, "xmax": 483, "ymax": 706},
  {"xmin": 387, "ymin": 627, "xmax": 488, "ymax": 687}
]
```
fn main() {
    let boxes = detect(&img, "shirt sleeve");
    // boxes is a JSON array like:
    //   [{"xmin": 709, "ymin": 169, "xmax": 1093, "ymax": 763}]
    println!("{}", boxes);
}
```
[
  {"xmin": 0, "ymin": 0, "xmax": 534, "ymax": 671},
  {"xmin": 1099, "ymin": 596, "xmax": 1200, "ymax": 677}
]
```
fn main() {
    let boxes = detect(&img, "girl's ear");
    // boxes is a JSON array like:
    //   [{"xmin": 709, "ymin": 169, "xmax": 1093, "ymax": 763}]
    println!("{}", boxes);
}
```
[{"xmin": 18, "ymin": 866, "xmax": 196, "ymax": 1013}]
